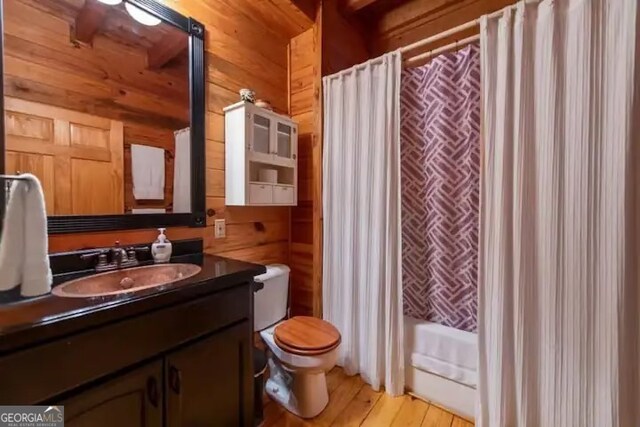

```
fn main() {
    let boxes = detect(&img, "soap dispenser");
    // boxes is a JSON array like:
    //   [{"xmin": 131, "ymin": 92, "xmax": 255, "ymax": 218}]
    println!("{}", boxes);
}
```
[{"xmin": 151, "ymin": 228, "xmax": 172, "ymax": 263}]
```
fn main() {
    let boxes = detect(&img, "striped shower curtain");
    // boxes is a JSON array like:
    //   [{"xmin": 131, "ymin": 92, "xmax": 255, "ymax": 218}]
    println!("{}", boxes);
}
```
[
  {"xmin": 478, "ymin": 1, "xmax": 640, "ymax": 425},
  {"xmin": 400, "ymin": 43, "xmax": 481, "ymax": 332}
]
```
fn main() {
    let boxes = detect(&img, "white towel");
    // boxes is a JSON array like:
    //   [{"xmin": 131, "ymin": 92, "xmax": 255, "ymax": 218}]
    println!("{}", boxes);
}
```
[
  {"xmin": 0, "ymin": 174, "xmax": 52, "ymax": 297},
  {"xmin": 0, "ymin": 180, "xmax": 25, "ymax": 290},
  {"xmin": 172, "ymin": 128, "xmax": 191, "ymax": 213},
  {"xmin": 131, "ymin": 144, "xmax": 165, "ymax": 200}
]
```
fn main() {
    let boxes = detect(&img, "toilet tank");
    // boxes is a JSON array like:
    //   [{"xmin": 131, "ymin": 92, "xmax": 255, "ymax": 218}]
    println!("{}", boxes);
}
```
[{"xmin": 254, "ymin": 264, "xmax": 290, "ymax": 331}]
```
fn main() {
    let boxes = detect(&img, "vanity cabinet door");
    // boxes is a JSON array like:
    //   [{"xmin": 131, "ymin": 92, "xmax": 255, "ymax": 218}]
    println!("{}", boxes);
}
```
[
  {"xmin": 165, "ymin": 321, "xmax": 253, "ymax": 427},
  {"xmin": 62, "ymin": 361, "xmax": 163, "ymax": 427}
]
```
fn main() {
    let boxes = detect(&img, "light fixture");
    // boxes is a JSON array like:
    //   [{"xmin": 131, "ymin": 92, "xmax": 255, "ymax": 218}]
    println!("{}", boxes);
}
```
[
  {"xmin": 125, "ymin": 2, "xmax": 162, "ymax": 26},
  {"xmin": 97, "ymin": 0, "xmax": 122, "ymax": 4}
]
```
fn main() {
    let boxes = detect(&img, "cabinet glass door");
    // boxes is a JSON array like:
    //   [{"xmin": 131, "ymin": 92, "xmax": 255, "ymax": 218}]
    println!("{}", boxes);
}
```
[
  {"xmin": 276, "ymin": 122, "xmax": 293, "ymax": 159},
  {"xmin": 251, "ymin": 114, "xmax": 271, "ymax": 154}
]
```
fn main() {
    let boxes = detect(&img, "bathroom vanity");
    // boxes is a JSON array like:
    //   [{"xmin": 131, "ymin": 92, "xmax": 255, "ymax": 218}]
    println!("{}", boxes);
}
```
[{"xmin": 0, "ymin": 253, "xmax": 264, "ymax": 427}]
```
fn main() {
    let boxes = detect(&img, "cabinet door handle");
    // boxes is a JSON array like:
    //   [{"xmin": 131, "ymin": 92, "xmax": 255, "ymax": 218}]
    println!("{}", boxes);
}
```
[
  {"xmin": 169, "ymin": 365, "xmax": 182, "ymax": 394},
  {"xmin": 146, "ymin": 376, "xmax": 159, "ymax": 408}
]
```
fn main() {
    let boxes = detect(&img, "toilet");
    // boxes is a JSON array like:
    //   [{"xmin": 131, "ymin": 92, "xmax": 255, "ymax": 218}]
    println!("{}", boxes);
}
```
[{"xmin": 254, "ymin": 264, "xmax": 341, "ymax": 419}]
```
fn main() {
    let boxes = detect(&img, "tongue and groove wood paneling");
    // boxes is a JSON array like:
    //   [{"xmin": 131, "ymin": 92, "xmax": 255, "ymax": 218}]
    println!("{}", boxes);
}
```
[
  {"xmin": 33, "ymin": 0, "xmax": 312, "ymax": 266},
  {"xmin": 289, "ymin": 28, "xmax": 316, "ymax": 316},
  {"xmin": 369, "ymin": 0, "xmax": 514, "ymax": 56}
]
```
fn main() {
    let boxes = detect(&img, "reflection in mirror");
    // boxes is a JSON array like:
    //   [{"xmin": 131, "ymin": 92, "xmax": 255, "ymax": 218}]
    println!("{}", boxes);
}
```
[{"xmin": 3, "ymin": 0, "xmax": 191, "ymax": 216}]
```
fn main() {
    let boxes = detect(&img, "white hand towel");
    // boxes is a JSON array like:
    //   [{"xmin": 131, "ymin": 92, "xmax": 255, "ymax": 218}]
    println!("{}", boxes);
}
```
[
  {"xmin": 21, "ymin": 174, "xmax": 52, "ymax": 296},
  {"xmin": 0, "ymin": 180, "xmax": 26, "ymax": 291},
  {"xmin": 131, "ymin": 144, "xmax": 165, "ymax": 200},
  {"xmin": 0, "ymin": 174, "xmax": 52, "ymax": 297}
]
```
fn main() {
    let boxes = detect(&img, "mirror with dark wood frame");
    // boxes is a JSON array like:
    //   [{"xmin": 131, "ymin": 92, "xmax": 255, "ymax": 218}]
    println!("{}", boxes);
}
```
[{"xmin": 0, "ymin": 0, "xmax": 205, "ymax": 234}]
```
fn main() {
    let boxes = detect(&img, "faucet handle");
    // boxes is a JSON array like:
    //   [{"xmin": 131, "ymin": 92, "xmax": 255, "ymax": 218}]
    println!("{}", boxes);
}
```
[
  {"xmin": 80, "ymin": 250, "xmax": 108, "ymax": 261},
  {"xmin": 80, "ymin": 250, "xmax": 109, "ymax": 268},
  {"xmin": 126, "ymin": 245, "xmax": 149, "ymax": 262},
  {"xmin": 97, "ymin": 253, "xmax": 108, "ymax": 268}
]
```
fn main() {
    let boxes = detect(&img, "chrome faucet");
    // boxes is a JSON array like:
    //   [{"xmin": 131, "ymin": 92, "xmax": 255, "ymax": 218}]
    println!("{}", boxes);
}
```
[
  {"xmin": 81, "ymin": 241, "xmax": 149, "ymax": 272},
  {"xmin": 111, "ymin": 241, "xmax": 127, "ymax": 269}
]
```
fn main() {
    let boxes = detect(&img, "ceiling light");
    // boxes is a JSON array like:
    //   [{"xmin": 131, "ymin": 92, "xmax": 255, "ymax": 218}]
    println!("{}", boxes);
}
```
[
  {"xmin": 97, "ymin": 0, "xmax": 122, "ymax": 4},
  {"xmin": 125, "ymin": 2, "xmax": 162, "ymax": 26}
]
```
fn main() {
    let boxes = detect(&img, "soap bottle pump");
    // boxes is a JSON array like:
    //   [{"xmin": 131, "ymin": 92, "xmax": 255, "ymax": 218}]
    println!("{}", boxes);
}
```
[{"xmin": 151, "ymin": 228, "xmax": 172, "ymax": 263}]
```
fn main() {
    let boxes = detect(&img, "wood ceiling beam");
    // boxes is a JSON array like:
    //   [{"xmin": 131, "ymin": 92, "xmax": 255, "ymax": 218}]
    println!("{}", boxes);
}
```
[
  {"xmin": 291, "ymin": 0, "xmax": 318, "ymax": 22},
  {"xmin": 147, "ymin": 32, "xmax": 188, "ymax": 69},
  {"xmin": 342, "ymin": 0, "xmax": 379, "ymax": 14},
  {"xmin": 74, "ymin": 1, "xmax": 109, "ymax": 44}
]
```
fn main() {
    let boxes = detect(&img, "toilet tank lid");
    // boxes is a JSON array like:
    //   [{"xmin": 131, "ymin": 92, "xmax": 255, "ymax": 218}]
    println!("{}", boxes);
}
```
[{"xmin": 254, "ymin": 264, "xmax": 290, "ymax": 283}]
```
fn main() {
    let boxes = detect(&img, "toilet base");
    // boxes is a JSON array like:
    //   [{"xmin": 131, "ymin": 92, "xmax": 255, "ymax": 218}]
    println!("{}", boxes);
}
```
[{"xmin": 264, "ymin": 356, "xmax": 329, "ymax": 419}]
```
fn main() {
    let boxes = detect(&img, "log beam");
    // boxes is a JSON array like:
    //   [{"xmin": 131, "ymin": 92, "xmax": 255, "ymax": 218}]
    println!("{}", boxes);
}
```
[{"xmin": 147, "ymin": 32, "xmax": 188, "ymax": 69}]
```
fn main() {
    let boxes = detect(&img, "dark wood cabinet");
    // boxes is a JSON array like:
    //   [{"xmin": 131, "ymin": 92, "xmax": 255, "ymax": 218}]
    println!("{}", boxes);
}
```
[
  {"xmin": 63, "ymin": 361, "xmax": 163, "ymax": 427},
  {"xmin": 0, "ymin": 273, "xmax": 258, "ymax": 427},
  {"xmin": 166, "ymin": 321, "xmax": 253, "ymax": 427},
  {"xmin": 61, "ymin": 320, "xmax": 253, "ymax": 427}
]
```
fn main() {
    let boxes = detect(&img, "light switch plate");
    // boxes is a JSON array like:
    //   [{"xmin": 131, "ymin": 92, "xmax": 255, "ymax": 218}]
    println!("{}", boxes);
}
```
[{"xmin": 214, "ymin": 219, "xmax": 226, "ymax": 238}]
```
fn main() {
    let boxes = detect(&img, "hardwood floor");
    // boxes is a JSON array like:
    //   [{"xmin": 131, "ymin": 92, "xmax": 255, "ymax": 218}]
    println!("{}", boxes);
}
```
[{"xmin": 261, "ymin": 368, "xmax": 474, "ymax": 427}]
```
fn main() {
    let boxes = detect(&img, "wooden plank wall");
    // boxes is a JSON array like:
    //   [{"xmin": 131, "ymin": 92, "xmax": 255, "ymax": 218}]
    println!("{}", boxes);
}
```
[
  {"xmin": 48, "ymin": 0, "xmax": 296, "ymax": 266},
  {"xmin": 289, "ymin": 28, "xmax": 316, "ymax": 316},
  {"xmin": 321, "ymin": 0, "xmax": 369, "ymax": 76},
  {"xmin": 287, "ymin": 0, "xmax": 369, "ymax": 316},
  {"xmin": 370, "ymin": 0, "xmax": 514, "ymax": 55}
]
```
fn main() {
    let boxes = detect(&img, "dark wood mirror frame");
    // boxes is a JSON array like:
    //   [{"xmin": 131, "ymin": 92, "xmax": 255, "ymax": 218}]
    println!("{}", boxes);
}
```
[{"xmin": 0, "ymin": 0, "xmax": 206, "ymax": 234}]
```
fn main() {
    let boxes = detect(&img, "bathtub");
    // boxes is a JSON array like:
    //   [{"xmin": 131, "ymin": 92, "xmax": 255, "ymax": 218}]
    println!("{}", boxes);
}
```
[{"xmin": 404, "ymin": 316, "xmax": 477, "ymax": 420}]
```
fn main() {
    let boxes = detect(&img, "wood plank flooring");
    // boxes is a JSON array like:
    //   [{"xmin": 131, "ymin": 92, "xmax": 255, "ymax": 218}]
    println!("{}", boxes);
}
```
[{"xmin": 261, "ymin": 368, "xmax": 474, "ymax": 427}]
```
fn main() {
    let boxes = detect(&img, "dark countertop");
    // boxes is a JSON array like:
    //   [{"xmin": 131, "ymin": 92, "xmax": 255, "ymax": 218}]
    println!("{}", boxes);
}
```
[{"xmin": 0, "ymin": 254, "xmax": 265, "ymax": 355}]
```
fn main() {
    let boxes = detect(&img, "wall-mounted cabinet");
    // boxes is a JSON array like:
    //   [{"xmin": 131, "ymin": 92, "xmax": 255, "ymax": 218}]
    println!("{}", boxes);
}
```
[{"xmin": 224, "ymin": 102, "xmax": 298, "ymax": 206}]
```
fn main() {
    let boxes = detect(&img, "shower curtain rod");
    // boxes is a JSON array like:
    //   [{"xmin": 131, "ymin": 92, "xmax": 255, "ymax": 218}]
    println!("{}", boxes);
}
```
[
  {"xmin": 404, "ymin": 34, "xmax": 479, "ymax": 67},
  {"xmin": 400, "ymin": 3, "xmax": 517, "ymax": 67}
]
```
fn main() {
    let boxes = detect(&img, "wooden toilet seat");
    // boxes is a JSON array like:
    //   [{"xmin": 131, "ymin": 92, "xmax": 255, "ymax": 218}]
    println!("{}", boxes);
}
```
[{"xmin": 274, "ymin": 316, "xmax": 341, "ymax": 356}]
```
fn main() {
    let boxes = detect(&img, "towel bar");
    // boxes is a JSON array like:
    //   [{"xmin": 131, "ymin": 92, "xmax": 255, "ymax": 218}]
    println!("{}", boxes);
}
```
[
  {"xmin": 0, "ymin": 174, "xmax": 30, "ymax": 182},
  {"xmin": 1, "ymin": 174, "xmax": 31, "ymax": 198}
]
